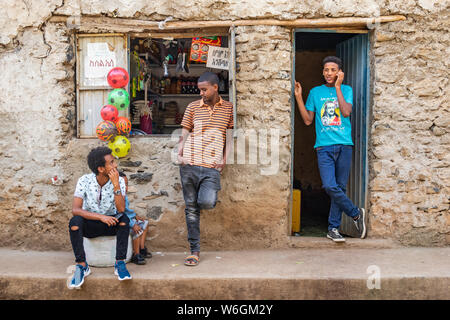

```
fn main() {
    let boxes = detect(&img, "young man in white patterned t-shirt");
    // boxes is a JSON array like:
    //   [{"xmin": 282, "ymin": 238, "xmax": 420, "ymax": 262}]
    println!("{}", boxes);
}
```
[{"xmin": 68, "ymin": 147, "xmax": 132, "ymax": 288}]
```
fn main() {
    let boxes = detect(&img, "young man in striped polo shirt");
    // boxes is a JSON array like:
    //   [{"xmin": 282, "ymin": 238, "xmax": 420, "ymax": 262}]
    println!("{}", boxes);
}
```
[{"xmin": 177, "ymin": 72, "xmax": 233, "ymax": 266}]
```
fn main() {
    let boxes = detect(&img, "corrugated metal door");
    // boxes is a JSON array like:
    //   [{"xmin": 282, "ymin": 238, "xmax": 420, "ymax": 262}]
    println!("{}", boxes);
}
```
[
  {"xmin": 336, "ymin": 34, "xmax": 370, "ymax": 237},
  {"xmin": 76, "ymin": 34, "xmax": 129, "ymax": 138}
]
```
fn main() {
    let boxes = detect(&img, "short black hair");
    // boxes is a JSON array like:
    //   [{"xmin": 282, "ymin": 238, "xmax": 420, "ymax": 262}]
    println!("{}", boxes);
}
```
[
  {"xmin": 198, "ymin": 72, "xmax": 219, "ymax": 86},
  {"xmin": 87, "ymin": 147, "xmax": 112, "ymax": 175},
  {"xmin": 323, "ymin": 56, "xmax": 343, "ymax": 70}
]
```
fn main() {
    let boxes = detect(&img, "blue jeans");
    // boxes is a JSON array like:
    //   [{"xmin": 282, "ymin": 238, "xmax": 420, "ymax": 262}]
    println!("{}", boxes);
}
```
[
  {"xmin": 316, "ymin": 144, "xmax": 359, "ymax": 230},
  {"xmin": 180, "ymin": 165, "xmax": 221, "ymax": 252}
]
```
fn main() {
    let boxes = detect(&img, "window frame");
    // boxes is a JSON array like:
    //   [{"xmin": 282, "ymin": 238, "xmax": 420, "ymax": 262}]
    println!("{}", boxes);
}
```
[{"xmin": 75, "ymin": 29, "xmax": 236, "ymax": 138}]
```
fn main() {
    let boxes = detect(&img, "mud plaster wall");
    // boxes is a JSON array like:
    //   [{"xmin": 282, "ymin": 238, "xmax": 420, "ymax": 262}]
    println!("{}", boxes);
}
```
[{"xmin": 0, "ymin": 0, "xmax": 448, "ymax": 250}]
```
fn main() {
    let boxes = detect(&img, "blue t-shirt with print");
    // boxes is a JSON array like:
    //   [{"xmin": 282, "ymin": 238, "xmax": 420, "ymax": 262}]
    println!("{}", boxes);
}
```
[{"xmin": 305, "ymin": 84, "xmax": 354, "ymax": 149}]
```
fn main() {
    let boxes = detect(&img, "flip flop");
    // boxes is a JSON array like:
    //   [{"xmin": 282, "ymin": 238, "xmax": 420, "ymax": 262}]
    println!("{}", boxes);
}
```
[{"xmin": 184, "ymin": 255, "xmax": 200, "ymax": 266}]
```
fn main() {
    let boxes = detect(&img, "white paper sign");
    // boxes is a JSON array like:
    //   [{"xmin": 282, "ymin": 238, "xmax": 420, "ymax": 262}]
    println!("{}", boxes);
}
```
[
  {"xmin": 84, "ymin": 42, "xmax": 116, "ymax": 85},
  {"xmin": 206, "ymin": 47, "xmax": 230, "ymax": 70},
  {"xmin": 87, "ymin": 42, "xmax": 111, "ymax": 56}
]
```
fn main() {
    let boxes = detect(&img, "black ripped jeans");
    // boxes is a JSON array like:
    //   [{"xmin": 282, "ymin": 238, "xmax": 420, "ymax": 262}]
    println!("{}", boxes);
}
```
[
  {"xmin": 180, "ymin": 165, "xmax": 221, "ymax": 253},
  {"xmin": 68, "ymin": 214, "xmax": 130, "ymax": 263}
]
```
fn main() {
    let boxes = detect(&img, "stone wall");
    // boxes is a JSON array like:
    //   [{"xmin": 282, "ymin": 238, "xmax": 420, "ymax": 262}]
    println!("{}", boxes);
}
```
[
  {"xmin": 369, "ymin": 11, "xmax": 450, "ymax": 245},
  {"xmin": 0, "ymin": 0, "xmax": 448, "ymax": 250}
]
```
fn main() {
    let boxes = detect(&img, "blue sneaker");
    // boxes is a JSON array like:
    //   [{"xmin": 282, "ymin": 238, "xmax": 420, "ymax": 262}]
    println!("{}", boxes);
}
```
[
  {"xmin": 114, "ymin": 260, "xmax": 132, "ymax": 281},
  {"xmin": 69, "ymin": 263, "xmax": 91, "ymax": 289}
]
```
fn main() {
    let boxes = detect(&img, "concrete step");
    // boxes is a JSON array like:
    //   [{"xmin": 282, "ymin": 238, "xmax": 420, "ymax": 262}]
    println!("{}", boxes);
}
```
[
  {"xmin": 287, "ymin": 236, "xmax": 402, "ymax": 249},
  {"xmin": 0, "ymin": 247, "xmax": 449, "ymax": 300}
]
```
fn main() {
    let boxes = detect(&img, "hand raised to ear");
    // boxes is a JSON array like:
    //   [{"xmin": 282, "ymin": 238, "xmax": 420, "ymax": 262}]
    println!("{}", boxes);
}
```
[
  {"xmin": 335, "ymin": 71, "xmax": 345, "ymax": 88},
  {"xmin": 108, "ymin": 168, "xmax": 120, "ymax": 188},
  {"xmin": 294, "ymin": 81, "xmax": 302, "ymax": 97}
]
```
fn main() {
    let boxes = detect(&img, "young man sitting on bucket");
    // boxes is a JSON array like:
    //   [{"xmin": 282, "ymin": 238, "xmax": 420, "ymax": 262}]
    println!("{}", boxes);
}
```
[{"xmin": 68, "ymin": 146, "xmax": 132, "ymax": 289}]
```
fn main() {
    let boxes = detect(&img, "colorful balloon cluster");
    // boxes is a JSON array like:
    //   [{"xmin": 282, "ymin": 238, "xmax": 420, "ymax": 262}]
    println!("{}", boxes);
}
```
[{"xmin": 96, "ymin": 67, "xmax": 132, "ymax": 158}]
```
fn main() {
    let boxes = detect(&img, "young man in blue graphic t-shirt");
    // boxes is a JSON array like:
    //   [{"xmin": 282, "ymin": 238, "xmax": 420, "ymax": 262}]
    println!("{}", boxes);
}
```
[{"xmin": 294, "ymin": 56, "xmax": 366, "ymax": 242}]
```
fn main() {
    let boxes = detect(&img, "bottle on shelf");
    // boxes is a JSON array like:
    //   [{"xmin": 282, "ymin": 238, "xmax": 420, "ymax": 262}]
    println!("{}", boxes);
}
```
[
  {"xmin": 171, "ymin": 77, "xmax": 178, "ymax": 94},
  {"xmin": 160, "ymin": 79, "xmax": 165, "ymax": 94},
  {"xmin": 195, "ymin": 77, "xmax": 200, "ymax": 94},
  {"xmin": 177, "ymin": 77, "xmax": 182, "ymax": 94},
  {"xmin": 190, "ymin": 78, "xmax": 196, "ymax": 94},
  {"xmin": 165, "ymin": 78, "xmax": 171, "ymax": 93},
  {"xmin": 181, "ymin": 77, "xmax": 187, "ymax": 94},
  {"xmin": 186, "ymin": 78, "xmax": 192, "ymax": 94},
  {"xmin": 187, "ymin": 78, "xmax": 192, "ymax": 94}
]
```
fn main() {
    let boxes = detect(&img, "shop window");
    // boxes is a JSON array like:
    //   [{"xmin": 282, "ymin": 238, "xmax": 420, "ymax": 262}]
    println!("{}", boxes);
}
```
[{"xmin": 75, "ymin": 31, "xmax": 236, "ymax": 138}]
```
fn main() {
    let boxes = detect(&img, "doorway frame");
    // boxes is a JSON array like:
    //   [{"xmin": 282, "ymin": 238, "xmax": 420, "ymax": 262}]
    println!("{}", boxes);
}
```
[{"xmin": 289, "ymin": 28, "xmax": 371, "ymax": 237}]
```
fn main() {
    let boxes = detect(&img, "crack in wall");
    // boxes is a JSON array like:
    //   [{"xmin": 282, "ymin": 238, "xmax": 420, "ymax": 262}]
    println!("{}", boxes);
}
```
[
  {"xmin": 1, "ymin": 0, "xmax": 64, "ymax": 54},
  {"xmin": 21, "ymin": 0, "xmax": 31, "ymax": 17}
]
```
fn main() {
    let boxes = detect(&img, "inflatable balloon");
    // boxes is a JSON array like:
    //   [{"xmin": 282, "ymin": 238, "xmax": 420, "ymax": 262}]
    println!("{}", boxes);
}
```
[
  {"xmin": 107, "ymin": 67, "xmax": 129, "ymax": 88},
  {"xmin": 108, "ymin": 135, "xmax": 131, "ymax": 158},
  {"xmin": 96, "ymin": 120, "xmax": 117, "ymax": 141},
  {"xmin": 100, "ymin": 105, "xmax": 119, "ymax": 122},
  {"xmin": 115, "ymin": 116, "xmax": 131, "ymax": 135},
  {"xmin": 108, "ymin": 88, "xmax": 130, "ymax": 110}
]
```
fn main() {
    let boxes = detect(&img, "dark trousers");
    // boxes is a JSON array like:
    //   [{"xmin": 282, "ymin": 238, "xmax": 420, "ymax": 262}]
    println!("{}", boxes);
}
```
[
  {"xmin": 180, "ymin": 165, "xmax": 221, "ymax": 253},
  {"xmin": 316, "ymin": 144, "xmax": 359, "ymax": 230},
  {"xmin": 69, "ymin": 214, "xmax": 130, "ymax": 263}
]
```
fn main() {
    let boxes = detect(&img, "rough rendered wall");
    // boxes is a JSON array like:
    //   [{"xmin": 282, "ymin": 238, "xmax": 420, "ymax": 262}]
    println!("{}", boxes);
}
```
[
  {"xmin": 0, "ymin": 1, "xmax": 76, "ymax": 249},
  {"xmin": 0, "ymin": 0, "xmax": 449, "ymax": 250}
]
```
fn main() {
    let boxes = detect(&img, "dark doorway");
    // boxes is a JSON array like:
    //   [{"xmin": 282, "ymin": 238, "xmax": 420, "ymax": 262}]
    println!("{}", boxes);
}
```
[{"xmin": 292, "ymin": 30, "xmax": 370, "ymax": 237}]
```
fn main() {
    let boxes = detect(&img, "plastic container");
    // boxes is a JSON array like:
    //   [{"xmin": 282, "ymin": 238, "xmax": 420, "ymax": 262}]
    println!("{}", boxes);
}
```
[{"xmin": 83, "ymin": 235, "xmax": 133, "ymax": 267}]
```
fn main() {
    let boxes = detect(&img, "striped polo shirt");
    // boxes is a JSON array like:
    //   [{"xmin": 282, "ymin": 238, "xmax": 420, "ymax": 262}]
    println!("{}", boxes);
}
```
[{"xmin": 181, "ymin": 97, "xmax": 234, "ymax": 169}]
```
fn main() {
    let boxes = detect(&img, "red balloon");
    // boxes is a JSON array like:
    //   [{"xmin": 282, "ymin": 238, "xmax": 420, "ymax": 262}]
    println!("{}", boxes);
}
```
[
  {"xmin": 100, "ymin": 105, "xmax": 119, "ymax": 122},
  {"xmin": 115, "ymin": 116, "xmax": 132, "ymax": 135},
  {"xmin": 107, "ymin": 67, "xmax": 129, "ymax": 88}
]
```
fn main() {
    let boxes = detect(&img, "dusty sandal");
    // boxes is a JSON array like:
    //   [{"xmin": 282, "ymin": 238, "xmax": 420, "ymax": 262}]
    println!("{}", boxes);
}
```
[{"xmin": 184, "ymin": 255, "xmax": 199, "ymax": 266}]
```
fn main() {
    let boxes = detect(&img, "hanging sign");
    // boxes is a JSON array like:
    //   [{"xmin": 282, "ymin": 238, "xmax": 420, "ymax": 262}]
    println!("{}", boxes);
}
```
[
  {"xmin": 206, "ymin": 46, "xmax": 230, "ymax": 70},
  {"xmin": 190, "ymin": 37, "xmax": 222, "ymax": 63}
]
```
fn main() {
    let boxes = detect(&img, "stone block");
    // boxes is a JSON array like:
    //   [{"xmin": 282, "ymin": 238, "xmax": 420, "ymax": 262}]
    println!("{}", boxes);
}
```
[
  {"xmin": 130, "ymin": 172, "xmax": 153, "ymax": 184},
  {"xmin": 146, "ymin": 206, "xmax": 163, "ymax": 221},
  {"xmin": 120, "ymin": 160, "xmax": 142, "ymax": 167}
]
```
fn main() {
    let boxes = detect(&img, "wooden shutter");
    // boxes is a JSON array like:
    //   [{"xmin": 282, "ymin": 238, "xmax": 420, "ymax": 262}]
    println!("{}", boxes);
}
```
[{"xmin": 76, "ymin": 34, "xmax": 129, "ymax": 138}]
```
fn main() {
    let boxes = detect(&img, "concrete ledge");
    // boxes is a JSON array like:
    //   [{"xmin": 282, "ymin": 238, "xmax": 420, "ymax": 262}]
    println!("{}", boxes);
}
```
[{"xmin": 0, "ymin": 247, "xmax": 449, "ymax": 300}]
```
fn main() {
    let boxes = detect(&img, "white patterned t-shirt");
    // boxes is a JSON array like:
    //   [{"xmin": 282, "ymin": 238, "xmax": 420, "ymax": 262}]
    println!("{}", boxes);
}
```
[{"xmin": 74, "ymin": 173, "xmax": 126, "ymax": 216}]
